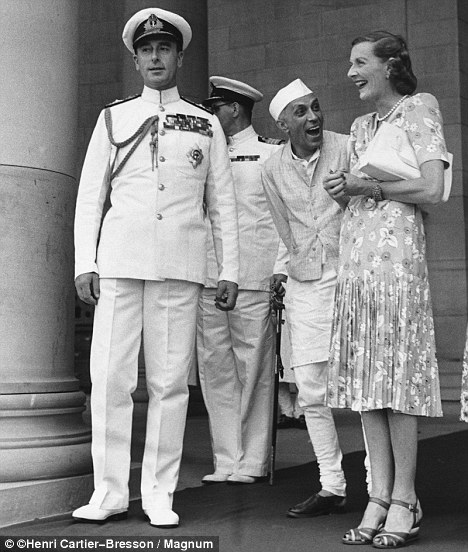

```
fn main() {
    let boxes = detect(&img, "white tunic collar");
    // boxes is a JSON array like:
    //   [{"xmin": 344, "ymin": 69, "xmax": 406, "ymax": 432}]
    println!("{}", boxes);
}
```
[
  {"xmin": 141, "ymin": 85, "xmax": 180, "ymax": 105},
  {"xmin": 227, "ymin": 125, "xmax": 256, "ymax": 146},
  {"xmin": 289, "ymin": 141, "xmax": 321, "ymax": 166}
]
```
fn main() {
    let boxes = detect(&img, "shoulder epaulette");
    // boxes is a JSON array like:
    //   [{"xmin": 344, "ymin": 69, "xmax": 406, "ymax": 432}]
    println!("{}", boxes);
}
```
[
  {"xmin": 181, "ymin": 96, "xmax": 212, "ymax": 114},
  {"xmin": 258, "ymin": 136, "xmax": 286, "ymax": 145},
  {"xmin": 105, "ymin": 94, "xmax": 141, "ymax": 108}
]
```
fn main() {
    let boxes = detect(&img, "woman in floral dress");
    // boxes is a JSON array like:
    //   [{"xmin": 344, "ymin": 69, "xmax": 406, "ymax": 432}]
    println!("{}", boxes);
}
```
[
  {"xmin": 461, "ymin": 328, "xmax": 468, "ymax": 422},
  {"xmin": 323, "ymin": 31, "xmax": 449, "ymax": 548}
]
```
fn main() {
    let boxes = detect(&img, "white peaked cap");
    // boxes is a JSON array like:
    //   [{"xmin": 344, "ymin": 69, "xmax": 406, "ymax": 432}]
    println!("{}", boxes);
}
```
[
  {"xmin": 209, "ymin": 76, "xmax": 263, "ymax": 102},
  {"xmin": 269, "ymin": 78, "xmax": 314, "ymax": 121},
  {"xmin": 122, "ymin": 7, "xmax": 192, "ymax": 52}
]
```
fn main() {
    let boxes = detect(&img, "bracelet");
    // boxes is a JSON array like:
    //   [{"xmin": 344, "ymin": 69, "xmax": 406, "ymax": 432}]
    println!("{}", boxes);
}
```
[{"xmin": 371, "ymin": 184, "xmax": 385, "ymax": 202}]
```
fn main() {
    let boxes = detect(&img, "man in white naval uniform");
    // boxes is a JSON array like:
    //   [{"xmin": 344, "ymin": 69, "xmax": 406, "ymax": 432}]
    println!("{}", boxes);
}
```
[
  {"xmin": 198, "ymin": 77, "xmax": 284, "ymax": 484},
  {"xmin": 262, "ymin": 79, "xmax": 349, "ymax": 517},
  {"xmin": 72, "ymin": 8, "xmax": 239, "ymax": 528}
]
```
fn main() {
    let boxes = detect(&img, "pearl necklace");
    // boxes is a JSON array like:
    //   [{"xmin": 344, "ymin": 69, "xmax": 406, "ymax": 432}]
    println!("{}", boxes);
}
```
[{"xmin": 376, "ymin": 95, "xmax": 408, "ymax": 122}]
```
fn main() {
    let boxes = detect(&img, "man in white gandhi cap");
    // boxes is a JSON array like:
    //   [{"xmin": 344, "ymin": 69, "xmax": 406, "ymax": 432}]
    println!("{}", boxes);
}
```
[
  {"xmin": 261, "ymin": 78, "xmax": 350, "ymax": 517},
  {"xmin": 73, "ymin": 7, "xmax": 239, "ymax": 528}
]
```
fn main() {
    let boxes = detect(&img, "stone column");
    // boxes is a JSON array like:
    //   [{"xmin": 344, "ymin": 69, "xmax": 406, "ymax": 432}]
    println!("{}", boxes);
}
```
[{"xmin": 0, "ymin": 0, "xmax": 91, "ymax": 482}]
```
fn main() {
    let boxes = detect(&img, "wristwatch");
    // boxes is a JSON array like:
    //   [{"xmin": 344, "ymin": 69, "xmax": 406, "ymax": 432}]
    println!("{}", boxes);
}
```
[{"xmin": 371, "ymin": 184, "xmax": 385, "ymax": 202}]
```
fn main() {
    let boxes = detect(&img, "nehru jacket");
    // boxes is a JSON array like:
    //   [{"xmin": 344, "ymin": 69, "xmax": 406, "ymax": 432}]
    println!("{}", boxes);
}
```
[
  {"xmin": 261, "ymin": 130, "xmax": 348, "ymax": 282},
  {"xmin": 75, "ymin": 85, "xmax": 239, "ymax": 284},
  {"xmin": 205, "ymin": 125, "xmax": 283, "ymax": 290}
]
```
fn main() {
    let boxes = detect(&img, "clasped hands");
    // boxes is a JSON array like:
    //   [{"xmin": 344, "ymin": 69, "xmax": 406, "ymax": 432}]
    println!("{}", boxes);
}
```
[{"xmin": 323, "ymin": 169, "xmax": 369, "ymax": 201}]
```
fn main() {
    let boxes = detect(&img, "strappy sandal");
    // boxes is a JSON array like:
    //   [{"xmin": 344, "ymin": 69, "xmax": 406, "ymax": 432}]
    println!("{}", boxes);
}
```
[
  {"xmin": 372, "ymin": 499, "xmax": 422, "ymax": 549},
  {"xmin": 342, "ymin": 497, "xmax": 390, "ymax": 545}
]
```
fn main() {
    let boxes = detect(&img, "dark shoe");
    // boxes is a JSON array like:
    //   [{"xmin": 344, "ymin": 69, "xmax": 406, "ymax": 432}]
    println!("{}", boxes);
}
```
[
  {"xmin": 277, "ymin": 414, "xmax": 295, "ymax": 429},
  {"xmin": 287, "ymin": 492, "xmax": 346, "ymax": 518},
  {"xmin": 342, "ymin": 497, "xmax": 390, "ymax": 545},
  {"xmin": 293, "ymin": 415, "xmax": 307, "ymax": 429},
  {"xmin": 372, "ymin": 499, "xmax": 422, "ymax": 549}
]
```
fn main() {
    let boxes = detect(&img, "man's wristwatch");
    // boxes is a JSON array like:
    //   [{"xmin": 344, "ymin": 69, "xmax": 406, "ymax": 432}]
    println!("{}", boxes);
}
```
[{"xmin": 371, "ymin": 184, "xmax": 385, "ymax": 202}]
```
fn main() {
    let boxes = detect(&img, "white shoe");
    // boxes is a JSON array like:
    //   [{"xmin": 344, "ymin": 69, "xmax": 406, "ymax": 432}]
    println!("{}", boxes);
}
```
[
  {"xmin": 145, "ymin": 508, "xmax": 179, "ymax": 528},
  {"xmin": 227, "ymin": 474, "xmax": 258, "ymax": 484},
  {"xmin": 202, "ymin": 472, "xmax": 231, "ymax": 484},
  {"xmin": 72, "ymin": 503, "xmax": 128, "ymax": 523}
]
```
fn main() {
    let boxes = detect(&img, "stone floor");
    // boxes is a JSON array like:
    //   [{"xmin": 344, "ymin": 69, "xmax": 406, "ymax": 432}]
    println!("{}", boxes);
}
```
[{"xmin": 1, "ymin": 394, "xmax": 465, "ymax": 531}]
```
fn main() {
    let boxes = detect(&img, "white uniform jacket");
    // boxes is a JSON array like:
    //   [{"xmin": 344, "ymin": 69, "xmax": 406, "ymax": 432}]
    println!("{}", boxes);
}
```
[
  {"xmin": 205, "ymin": 126, "xmax": 283, "ymax": 291},
  {"xmin": 74, "ymin": 85, "xmax": 239, "ymax": 284}
]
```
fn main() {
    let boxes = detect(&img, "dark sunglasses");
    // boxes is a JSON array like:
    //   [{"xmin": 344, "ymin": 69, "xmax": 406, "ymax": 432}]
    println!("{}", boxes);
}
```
[{"xmin": 210, "ymin": 102, "xmax": 232, "ymax": 113}]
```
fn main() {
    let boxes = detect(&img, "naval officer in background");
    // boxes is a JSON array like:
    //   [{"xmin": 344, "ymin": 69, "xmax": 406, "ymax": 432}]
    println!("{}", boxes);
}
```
[
  {"xmin": 198, "ymin": 77, "xmax": 284, "ymax": 484},
  {"xmin": 73, "ymin": 8, "xmax": 239, "ymax": 528}
]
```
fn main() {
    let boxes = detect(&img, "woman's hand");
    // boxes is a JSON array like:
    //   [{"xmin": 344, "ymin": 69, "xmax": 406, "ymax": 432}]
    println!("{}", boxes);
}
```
[
  {"xmin": 342, "ymin": 172, "xmax": 375, "ymax": 197},
  {"xmin": 324, "ymin": 170, "xmax": 379, "ymax": 208}
]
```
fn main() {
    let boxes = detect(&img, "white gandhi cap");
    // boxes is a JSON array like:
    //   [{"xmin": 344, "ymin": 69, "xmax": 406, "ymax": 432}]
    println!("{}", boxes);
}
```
[{"xmin": 269, "ymin": 78, "xmax": 314, "ymax": 121}]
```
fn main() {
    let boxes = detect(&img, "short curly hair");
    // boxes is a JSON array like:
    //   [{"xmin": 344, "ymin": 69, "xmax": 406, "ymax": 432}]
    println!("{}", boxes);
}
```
[{"xmin": 351, "ymin": 30, "xmax": 417, "ymax": 95}]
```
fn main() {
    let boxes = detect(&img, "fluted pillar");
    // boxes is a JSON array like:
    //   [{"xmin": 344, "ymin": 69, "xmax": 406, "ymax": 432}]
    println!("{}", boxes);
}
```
[{"xmin": 0, "ymin": 0, "xmax": 91, "ymax": 481}]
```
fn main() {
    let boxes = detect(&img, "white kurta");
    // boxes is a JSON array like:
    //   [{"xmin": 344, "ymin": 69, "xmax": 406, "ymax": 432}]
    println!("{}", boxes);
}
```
[
  {"xmin": 198, "ymin": 126, "xmax": 281, "ymax": 477},
  {"xmin": 74, "ymin": 86, "xmax": 239, "ymax": 510},
  {"xmin": 262, "ymin": 134, "xmax": 348, "ymax": 363},
  {"xmin": 261, "ymin": 136, "xmax": 348, "ymax": 496}
]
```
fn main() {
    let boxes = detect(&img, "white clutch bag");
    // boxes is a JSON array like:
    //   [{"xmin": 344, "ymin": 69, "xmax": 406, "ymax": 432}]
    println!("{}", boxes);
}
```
[{"xmin": 356, "ymin": 121, "xmax": 452, "ymax": 202}]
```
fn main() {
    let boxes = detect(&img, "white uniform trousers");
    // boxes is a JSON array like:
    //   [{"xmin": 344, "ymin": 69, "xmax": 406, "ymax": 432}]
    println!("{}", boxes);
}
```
[
  {"xmin": 88, "ymin": 278, "xmax": 201, "ymax": 510},
  {"xmin": 285, "ymin": 266, "xmax": 346, "ymax": 497},
  {"xmin": 197, "ymin": 289, "xmax": 275, "ymax": 476}
]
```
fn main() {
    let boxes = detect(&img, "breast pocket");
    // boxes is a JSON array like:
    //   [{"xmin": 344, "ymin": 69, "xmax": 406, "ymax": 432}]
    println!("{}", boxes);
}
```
[{"xmin": 174, "ymin": 131, "xmax": 212, "ymax": 180}]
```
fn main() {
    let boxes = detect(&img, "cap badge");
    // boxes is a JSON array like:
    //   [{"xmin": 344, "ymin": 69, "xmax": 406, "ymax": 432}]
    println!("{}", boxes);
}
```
[
  {"xmin": 144, "ymin": 14, "xmax": 163, "ymax": 33},
  {"xmin": 187, "ymin": 145, "xmax": 204, "ymax": 168}
]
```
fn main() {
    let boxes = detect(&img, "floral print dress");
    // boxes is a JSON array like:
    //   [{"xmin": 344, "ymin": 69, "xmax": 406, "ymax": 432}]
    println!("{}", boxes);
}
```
[
  {"xmin": 327, "ymin": 93, "xmax": 448, "ymax": 417},
  {"xmin": 461, "ymin": 326, "xmax": 468, "ymax": 422}
]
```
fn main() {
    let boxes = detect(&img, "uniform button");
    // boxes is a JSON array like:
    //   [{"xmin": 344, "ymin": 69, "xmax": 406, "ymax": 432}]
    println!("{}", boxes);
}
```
[
  {"xmin": 159, "ymin": 129, "xmax": 166, "ymax": 136},
  {"xmin": 158, "ymin": 184, "xmax": 165, "ymax": 190},
  {"xmin": 156, "ymin": 213, "xmax": 163, "ymax": 220},
  {"xmin": 229, "ymin": 147, "xmax": 234, "ymax": 152},
  {"xmin": 159, "ymin": 156, "xmax": 165, "ymax": 162},
  {"xmin": 159, "ymin": 105, "xmax": 165, "ymax": 112}
]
